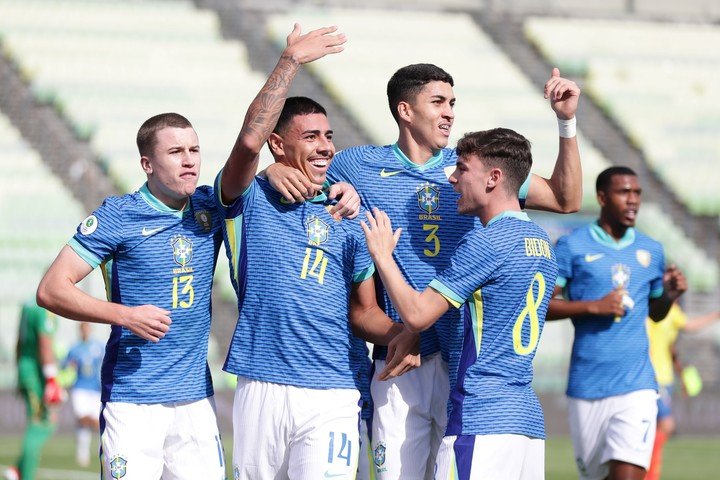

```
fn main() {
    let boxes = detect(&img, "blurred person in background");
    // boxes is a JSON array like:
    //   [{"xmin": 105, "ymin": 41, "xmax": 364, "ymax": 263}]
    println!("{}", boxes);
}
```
[
  {"xmin": 62, "ymin": 322, "xmax": 104, "ymax": 467},
  {"xmin": 645, "ymin": 300, "xmax": 720, "ymax": 480},
  {"xmin": 548, "ymin": 166, "xmax": 687, "ymax": 480},
  {"xmin": 3, "ymin": 297, "xmax": 63, "ymax": 480}
]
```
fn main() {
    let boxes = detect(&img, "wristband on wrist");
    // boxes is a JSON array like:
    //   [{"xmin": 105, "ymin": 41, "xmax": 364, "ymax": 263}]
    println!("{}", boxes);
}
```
[
  {"xmin": 558, "ymin": 117, "xmax": 577, "ymax": 138},
  {"xmin": 42, "ymin": 364, "xmax": 58, "ymax": 379}
]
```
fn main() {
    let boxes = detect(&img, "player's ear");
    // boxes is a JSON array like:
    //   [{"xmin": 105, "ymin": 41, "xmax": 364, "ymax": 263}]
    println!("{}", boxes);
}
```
[
  {"xmin": 597, "ymin": 189, "xmax": 607, "ymax": 207},
  {"xmin": 267, "ymin": 133, "xmax": 284, "ymax": 157},
  {"xmin": 140, "ymin": 156, "xmax": 152, "ymax": 175},
  {"xmin": 397, "ymin": 101, "xmax": 412, "ymax": 123}
]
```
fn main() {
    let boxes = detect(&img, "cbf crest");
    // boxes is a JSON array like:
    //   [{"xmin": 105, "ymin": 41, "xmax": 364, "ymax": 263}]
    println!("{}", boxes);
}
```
[
  {"xmin": 109, "ymin": 455, "xmax": 127, "ymax": 479},
  {"xmin": 611, "ymin": 263, "xmax": 630, "ymax": 290},
  {"xmin": 306, "ymin": 215, "xmax": 329, "ymax": 246},
  {"xmin": 416, "ymin": 182, "xmax": 440, "ymax": 214},
  {"xmin": 171, "ymin": 235, "xmax": 193, "ymax": 267},
  {"xmin": 373, "ymin": 441, "xmax": 387, "ymax": 468}
]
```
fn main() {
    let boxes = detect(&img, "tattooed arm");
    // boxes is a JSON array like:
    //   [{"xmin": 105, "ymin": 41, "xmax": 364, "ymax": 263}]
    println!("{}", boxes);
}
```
[{"xmin": 220, "ymin": 24, "xmax": 346, "ymax": 205}]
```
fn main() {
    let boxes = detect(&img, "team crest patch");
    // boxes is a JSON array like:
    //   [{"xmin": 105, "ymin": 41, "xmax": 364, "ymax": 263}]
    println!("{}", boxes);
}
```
[
  {"xmin": 195, "ymin": 210, "xmax": 212, "ymax": 232},
  {"xmin": 373, "ymin": 441, "xmax": 386, "ymax": 467},
  {"xmin": 109, "ymin": 455, "xmax": 127, "ymax": 479},
  {"xmin": 79, "ymin": 215, "xmax": 98, "ymax": 235},
  {"xmin": 416, "ymin": 182, "xmax": 439, "ymax": 214},
  {"xmin": 636, "ymin": 249, "xmax": 651, "ymax": 267},
  {"xmin": 611, "ymin": 263, "xmax": 631, "ymax": 290},
  {"xmin": 306, "ymin": 215, "xmax": 329, "ymax": 246},
  {"xmin": 171, "ymin": 235, "xmax": 193, "ymax": 267}
]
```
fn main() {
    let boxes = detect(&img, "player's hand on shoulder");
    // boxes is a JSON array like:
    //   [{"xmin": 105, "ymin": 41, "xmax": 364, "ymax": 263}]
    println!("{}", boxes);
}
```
[
  {"xmin": 544, "ymin": 67, "xmax": 580, "ymax": 120},
  {"xmin": 378, "ymin": 327, "xmax": 421, "ymax": 380},
  {"xmin": 663, "ymin": 264, "xmax": 687, "ymax": 299},
  {"xmin": 265, "ymin": 163, "xmax": 322, "ymax": 203},
  {"xmin": 360, "ymin": 208, "xmax": 402, "ymax": 264},
  {"xmin": 327, "ymin": 182, "xmax": 361, "ymax": 220},
  {"xmin": 121, "ymin": 305, "xmax": 172, "ymax": 343},
  {"xmin": 284, "ymin": 23, "xmax": 346, "ymax": 65},
  {"xmin": 589, "ymin": 288, "xmax": 625, "ymax": 317}
]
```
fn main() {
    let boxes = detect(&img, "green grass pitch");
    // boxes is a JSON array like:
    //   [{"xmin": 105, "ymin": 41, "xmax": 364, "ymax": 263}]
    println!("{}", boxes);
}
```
[{"xmin": 1, "ymin": 434, "xmax": 718, "ymax": 479}]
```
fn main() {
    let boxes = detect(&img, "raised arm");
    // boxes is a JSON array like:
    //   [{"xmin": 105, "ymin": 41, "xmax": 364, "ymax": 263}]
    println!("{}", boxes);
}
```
[
  {"xmin": 525, "ymin": 68, "xmax": 582, "ymax": 213},
  {"xmin": 220, "ymin": 24, "xmax": 346, "ymax": 204},
  {"xmin": 361, "ymin": 208, "xmax": 450, "ymax": 332},
  {"xmin": 37, "ymin": 245, "xmax": 172, "ymax": 342}
]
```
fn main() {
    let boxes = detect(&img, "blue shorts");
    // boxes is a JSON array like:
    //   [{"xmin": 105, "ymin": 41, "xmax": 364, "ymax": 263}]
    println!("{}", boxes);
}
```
[{"xmin": 657, "ymin": 384, "xmax": 674, "ymax": 419}]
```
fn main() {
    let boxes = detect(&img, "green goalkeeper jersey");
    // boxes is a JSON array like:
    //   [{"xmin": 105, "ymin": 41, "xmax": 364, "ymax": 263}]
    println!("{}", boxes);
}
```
[{"xmin": 17, "ymin": 298, "xmax": 56, "ymax": 385}]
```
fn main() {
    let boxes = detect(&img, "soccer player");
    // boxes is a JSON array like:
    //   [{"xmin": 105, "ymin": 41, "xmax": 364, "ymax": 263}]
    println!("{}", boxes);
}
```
[
  {"xmin": 646, "ymin": 301, "xmax": 719, "ymax": 480},
  {"xmin": 269, "ymin": 62, "xmax": 581, "ymax": 479},
  {"xmin": 361, "ymin": 127, "xmax": 558, "ymax": 480},
  {"xmin": 547, "ymin": 166, "xmax": 687, "ymax": 480},
  {"xmin": 36, "ymin": 110, "xmax": 227, "ymax": 479},
  {"xmin": 5, "ymin": 297, "xmax": 63, "ymax": 480},
  {"xmin": 214, "ymin": 23, "xmax": 415, "ymax": 478},
  {"xmin": 63, "ymin": 322, "xmax": 104, "ymax": 467}
]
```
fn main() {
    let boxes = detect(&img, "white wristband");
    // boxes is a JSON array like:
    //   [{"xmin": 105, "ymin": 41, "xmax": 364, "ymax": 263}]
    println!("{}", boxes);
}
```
[
  {"xmin": 43, "ymin": 364, "xmax": 58, "ymax": 379},
  {"xmin": 558, "ymin": 117, "xmax": 576, "ymax": 138}
]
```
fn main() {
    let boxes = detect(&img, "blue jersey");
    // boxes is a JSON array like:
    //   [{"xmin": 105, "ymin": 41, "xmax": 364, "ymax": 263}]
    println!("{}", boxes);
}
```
[
  {"xmin": 430, "ymin": 212, "xmax": 557, "ymax": 439},
  {"xmin": 328, "ymin": 144, "xmax": 529, "ymax": 361},
  {"xmin": 555, "ymin": 223, "xmax": 664, "ymax": 399},
  {"xmin": 69, "ymin": 184, "xmax": 222, "ymax": 403},
  {"xmin": 217, "ymin": 173, "xmax": 375, "ymax": 390},
  {"xmin": 64, "ymin": 339, "xmax": 104, "ymax": 392}
]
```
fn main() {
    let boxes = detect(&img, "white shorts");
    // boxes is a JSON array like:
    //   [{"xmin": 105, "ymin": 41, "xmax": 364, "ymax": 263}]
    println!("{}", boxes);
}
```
[
  {"xmin": 370, "ymin": 352, "xmax": 449, "ymax": 480},
  {"xmin": 100, "ymin": 397, "xmax": 225, "ymax": 480},
  {"xmin": 70, "ymin": 388, "xmax": 101, "ymax": 419},
  {"xmin": 568, "ymin": 389, "xmax": 658, "ymax": 480},
  {"xmin": 357, "ymin": 417, "xmax": 374, "ymax": 480},
  {"xmin": 232, "ymin": 376, "xmax": 360, "ymax": 480},
  {"xmin": 435, "ymin": 434, "xmax": 544, "ymax": 480}
]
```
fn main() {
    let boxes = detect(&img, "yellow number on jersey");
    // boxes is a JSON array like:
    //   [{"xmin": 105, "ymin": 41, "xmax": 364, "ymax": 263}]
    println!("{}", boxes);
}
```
[
  {"xmin": 172, "ymin": 275, "xmax": 194, "ymax": 309},
  {"xmin": 512, "ymin": 272, "xmax": 545, "ymax": 355},
  {"xmin": 301, "ymin": 247, "xmax": 328, "ymax": 285},
  {"xmin": 423, "ymin": 224, "xmax": 440, "ymax": 257}
]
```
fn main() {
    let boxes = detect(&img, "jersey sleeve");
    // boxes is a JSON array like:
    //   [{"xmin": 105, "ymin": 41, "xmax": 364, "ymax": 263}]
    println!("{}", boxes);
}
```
[
  {"xmin": 349, "ymin": 211, "xmax": 376, "ymax": 283},
  {"xmin": 518, "ymin": 173, "xmax": 531, "ymax": 209},
  {"xmin": 68, "ymin": 199, "xmax": 125, "ymax": 269},
  {"xmin": 214, "ymin": 169, "xmax": 257, "ymax": 219},
  {"xmin": 649, "ymin": 245, "xmax": 665, "ymax": 299},
  {"xmin": 553, "ymin": 235, "xmax": 572, "ymax": 288},
  {"xmin": 428, "ymin": 232, "xmax": 499, "ymax": 308}
]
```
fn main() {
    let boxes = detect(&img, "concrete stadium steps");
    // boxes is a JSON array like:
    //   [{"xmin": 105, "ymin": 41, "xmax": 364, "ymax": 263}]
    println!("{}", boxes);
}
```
[{"xmin": 524, "ymin": 17, "xmax": 720, "ymax": 217}]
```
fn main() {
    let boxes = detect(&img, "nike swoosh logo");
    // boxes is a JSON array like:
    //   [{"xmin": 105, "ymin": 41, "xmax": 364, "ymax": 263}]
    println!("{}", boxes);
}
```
[
  {"xmin": 585, "ymin": 253, "xmax": 604, "ymax": 262},
  {"xmin": 380, "ymin": 168, "xmax": 402, "ymax": 178},
  {"xmin": 323, "ymin": 473, "xmax": 347, "ymax": 479},
  {"xmin": 141, "ymin": 227, "xmax": 163, "ymax": 236}
]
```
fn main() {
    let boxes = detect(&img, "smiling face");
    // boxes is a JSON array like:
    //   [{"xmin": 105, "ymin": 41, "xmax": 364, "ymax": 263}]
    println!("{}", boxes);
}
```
[
  {"xmin": 142, "ymin": 126, "xmax": 200, "ymax": 210},
  {"xmin": 403, "ymin": 81, "xmax": 455, "ymax": 152},
  {"xmin": 598, "ymin": 173, "xmax": 641, "ymax": 230},
  {"xmin": 270, "ymin": 113, "xmax": 335, "ymax": 187}
]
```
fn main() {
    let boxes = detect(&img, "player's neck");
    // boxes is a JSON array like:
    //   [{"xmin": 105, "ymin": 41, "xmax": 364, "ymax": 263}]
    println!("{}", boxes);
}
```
[
  {"xmin": 597, "ymin": 218, "xmax": 629, "ymax": 241},
  {"xmin": 478, "ymin": 197, "xmax": 522, "ymax": 226},
  {"xmin": 396, "ymin": 134, "xmax": 439, "ymax": 166}
]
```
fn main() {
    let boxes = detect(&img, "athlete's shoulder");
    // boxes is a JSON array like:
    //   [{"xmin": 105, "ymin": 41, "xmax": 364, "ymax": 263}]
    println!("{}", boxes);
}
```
[
  {"xmin": 335, "ymin": 144, "xmax": 389, "ymax": 162},
  {"xmin": 633, "ymin": 229, "xmax": 663, "ymax": 251}
]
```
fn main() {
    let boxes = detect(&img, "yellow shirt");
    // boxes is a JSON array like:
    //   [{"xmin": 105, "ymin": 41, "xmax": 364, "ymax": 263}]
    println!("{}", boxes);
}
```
[{"xmin": 647, "ymin": 304, "xmax": 687, "ymax": 386}]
